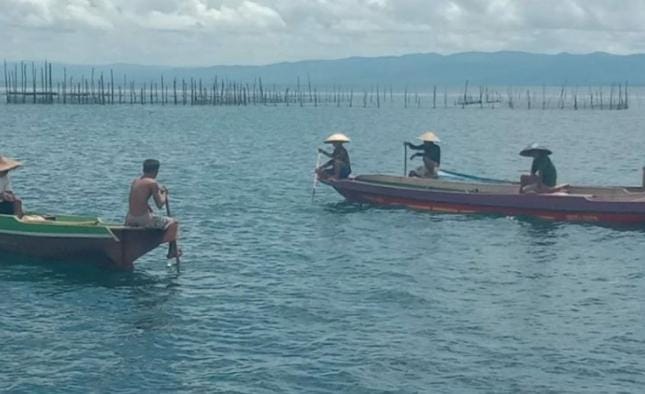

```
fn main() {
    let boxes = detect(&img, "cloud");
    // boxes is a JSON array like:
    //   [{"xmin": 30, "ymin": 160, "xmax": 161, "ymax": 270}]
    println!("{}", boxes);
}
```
[
  {"xmin": 138, "ymin": 0, "xmax": 286, "ymax": 32},
  {"xmin": 2, "ymin": 0, "xmax": 115, "ymax": 30},
  {"xmin": 3, "ymin": 0, "xmax": 645, "ymax": 65}
]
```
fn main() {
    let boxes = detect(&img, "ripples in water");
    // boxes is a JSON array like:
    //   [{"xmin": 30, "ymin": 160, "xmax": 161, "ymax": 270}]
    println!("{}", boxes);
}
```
[{"xmin": 2, "ymin": 105, "xmax": 645, "ymax": 392}]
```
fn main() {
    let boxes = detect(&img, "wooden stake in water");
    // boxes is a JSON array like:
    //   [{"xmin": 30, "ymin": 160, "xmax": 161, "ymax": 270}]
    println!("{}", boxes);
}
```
[{"xmin": 312, "ymin": 152, "xmax": 322, "ymax": 202}]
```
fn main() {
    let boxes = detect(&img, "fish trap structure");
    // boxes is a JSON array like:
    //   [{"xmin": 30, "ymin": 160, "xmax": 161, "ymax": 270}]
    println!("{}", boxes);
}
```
[{"xmin": 2, "ymin": 61, "xmax": 631, "ymax": 110}]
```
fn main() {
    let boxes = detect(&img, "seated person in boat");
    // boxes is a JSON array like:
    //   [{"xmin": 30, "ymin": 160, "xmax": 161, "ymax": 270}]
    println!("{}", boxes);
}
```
[
  {"xmin": 519, "ymin": 143, "xmax": 559, "ymax": 193},
  {"xmin": 0, "ymin": 156, "xmax": 24, "ymax": 217},
  {"xmin": 126, "ymin": 159, "xmax": 180, "ymax": 258},
  {"xmin": 405, "ymin": 131, "xmax": 441, "ymax": 178},
  {"xmin": 316, "ymin": 133, "xmax": 352, "ymax": 180}
]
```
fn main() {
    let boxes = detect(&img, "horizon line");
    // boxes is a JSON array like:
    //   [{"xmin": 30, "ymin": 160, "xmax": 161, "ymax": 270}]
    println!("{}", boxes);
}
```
[{"xmin": 3, "ymin": 49, "xmax": 643, "ymax": 69}]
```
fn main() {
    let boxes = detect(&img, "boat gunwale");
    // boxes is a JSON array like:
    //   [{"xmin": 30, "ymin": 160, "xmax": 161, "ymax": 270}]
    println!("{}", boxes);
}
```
[{"xmin": 0, "ymin": 214, "xmax": 128, "ymax": 241}]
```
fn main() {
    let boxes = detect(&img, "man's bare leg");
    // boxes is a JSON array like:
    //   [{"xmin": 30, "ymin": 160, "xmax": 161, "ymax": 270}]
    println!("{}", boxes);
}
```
[
  {"xmin": 14, "ymin": 199, "xmax": 23, "ymax": 218},
  {"xmin": 164, "ymin": 221, "xmax": 182, "ymax": 259}
]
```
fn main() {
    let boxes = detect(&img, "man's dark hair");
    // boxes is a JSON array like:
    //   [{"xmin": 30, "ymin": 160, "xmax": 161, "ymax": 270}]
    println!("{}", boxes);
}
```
[{"xmin": 143, "ymin": 159, "xmax": 160, "ymax": 173}]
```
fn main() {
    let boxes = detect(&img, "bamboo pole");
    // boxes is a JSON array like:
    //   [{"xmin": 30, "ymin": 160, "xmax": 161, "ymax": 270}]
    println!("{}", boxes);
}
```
[
  {"xmin": 161, "ymin": 75, "xmax": 165, "ymax": 105},
  {"xmin": 432, "ymin": 85, "xmax": 436, "ymax": 109},
  {"xmin": 110, "ymin": 69, "xmax": 114, "ymax": 104},
  {"xmin": 21, "ymin": 62, "xmax": 26, "ymax": 103},
  {"xmin": 3, "ymin": 60, "xmax": 8, "ymax": 104},
  {"xmin": 14, "ymin": 63, "xmax": 18, "ymax": 103},
  {"xmin": 376, "ymin": 86, "xmax": 380, "ymax": 108},
  {"xmin": 624, "ymin": 81, "xmax": 629, "ymax": 109},
  {"xmin": 48, "ymin": 62, "xmax": 52, "ymax": 103},
  {"xmin": 63, "ymin": 67, "xmax": 67, "ymax": 104},
  {"xmin": 173, "ymin": 78, "xmax": 177, "ymax": 105}
]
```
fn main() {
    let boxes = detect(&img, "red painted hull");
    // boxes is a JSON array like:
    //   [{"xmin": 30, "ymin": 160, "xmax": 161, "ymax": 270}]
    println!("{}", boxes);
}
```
[
  {"xmin": 342, "ymin": 189, "xmax": 645, "ymax": 223},
  {"xmin": 323, "ymin": 176, "xmax": 645, "ymax": 224}
]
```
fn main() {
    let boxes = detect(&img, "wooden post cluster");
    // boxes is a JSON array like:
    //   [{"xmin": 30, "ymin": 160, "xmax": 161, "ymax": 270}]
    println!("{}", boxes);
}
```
[{"xmin": 1, "ymin": 61, "xmax": 632, "ymax": 110}]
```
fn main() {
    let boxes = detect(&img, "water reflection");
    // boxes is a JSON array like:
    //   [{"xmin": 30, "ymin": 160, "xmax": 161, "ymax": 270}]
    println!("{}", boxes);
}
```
[
  {"xmin": 0, "ymin": 253, "xmax": 179, "ymax": 289},
  {"xmin": 322, "ymin": 200, "xmax": 373, "ymax": 214},
  {"xmin": 516, "ymin": 214, "xmax": 645, "ymax": 234},
  {"xmin": 516, "ymin": 216, "xmax": 563, "ymax": 244}
]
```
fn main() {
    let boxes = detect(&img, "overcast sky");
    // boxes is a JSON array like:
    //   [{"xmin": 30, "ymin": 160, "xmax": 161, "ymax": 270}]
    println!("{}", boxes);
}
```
[{"xmin": 2, "ymin": 0, "xmax": 645, "ymax": 66}]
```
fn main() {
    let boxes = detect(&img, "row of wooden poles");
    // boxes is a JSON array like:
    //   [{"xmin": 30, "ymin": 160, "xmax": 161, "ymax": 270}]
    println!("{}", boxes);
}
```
[
  {"xmin": 458, "ymin": 80, "xmax": 629, "ymax": 110},
  {"xmin": 2, "ymin": 61, "xmax": 631, "ymax": 110}
]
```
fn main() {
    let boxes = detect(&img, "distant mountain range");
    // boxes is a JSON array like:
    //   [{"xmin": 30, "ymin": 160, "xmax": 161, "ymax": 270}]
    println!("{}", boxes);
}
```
[{"xmin": 4, "ymin": 51, "xmax": 645, "ymax": 87}]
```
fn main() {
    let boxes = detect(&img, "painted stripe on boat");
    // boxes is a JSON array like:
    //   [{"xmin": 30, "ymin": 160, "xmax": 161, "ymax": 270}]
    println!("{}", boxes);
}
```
[{"xmin": 0, "ymin": 229, "xmax": 113, "ymax": 239}]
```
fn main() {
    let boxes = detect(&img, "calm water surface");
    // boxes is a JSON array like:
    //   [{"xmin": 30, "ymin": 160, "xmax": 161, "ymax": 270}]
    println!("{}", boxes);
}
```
[{"xmin": 1, "ymin": 104, "xmax": 644, "ymax": 393}]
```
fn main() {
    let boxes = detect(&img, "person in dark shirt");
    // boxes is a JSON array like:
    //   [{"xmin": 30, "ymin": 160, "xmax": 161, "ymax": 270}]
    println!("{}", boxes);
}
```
[
  {"xmin": 0, "ymin": 156, "xmax": 23, "ymax": 217},
  {"xmin": 405, "ymin": 131, "xmax": 441, "ymax": 178},
  {"xmin": 519, "ymin": 143, "xmax": 559, "ymax": 193},
  {"xmin": 316, "ymin": 133, "xmax": 352, "ymax": 180}
]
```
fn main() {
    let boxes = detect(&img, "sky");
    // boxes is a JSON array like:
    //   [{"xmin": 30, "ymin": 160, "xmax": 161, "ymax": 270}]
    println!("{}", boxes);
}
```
[{"xmin": 2, "ymin": 0, "xmax": 645, "ymax": 66}]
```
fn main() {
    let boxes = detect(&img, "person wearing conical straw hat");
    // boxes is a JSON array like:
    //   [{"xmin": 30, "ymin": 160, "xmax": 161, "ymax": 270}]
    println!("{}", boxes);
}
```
[
  {"xmin": 405, "ymin": 131, "xmax": 441, "ymax": 178},
  {"xmin": 316, "ymin": 133, "xmax": 352, "ymax": 180},
  {"xmin": 0, "ymin": 156, "xmax": 24, "ymax": 217},
  {"xmin": 519, "ymin": 143, "xmax": 558, "ymax": 193}
]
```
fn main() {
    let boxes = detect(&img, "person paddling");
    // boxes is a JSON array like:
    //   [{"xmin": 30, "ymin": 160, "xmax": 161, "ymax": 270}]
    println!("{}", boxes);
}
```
[
  {"xmin": 519, "ymin": 143, "xmax": 559, "ymax": 193},
  {"xmin": 405, "ymin": 131, "xmax": 441, "ymax": 178},
  {"xmin": 316, "ymin": 133, "xmax": 352, "ymax": 180},
  {"xmin": 126, "ymin": 159, "xmax": 181, "ymax": 259},
  {"xmin": 0, "ymin": 156, "xmax": 24, "ymax": 217}
]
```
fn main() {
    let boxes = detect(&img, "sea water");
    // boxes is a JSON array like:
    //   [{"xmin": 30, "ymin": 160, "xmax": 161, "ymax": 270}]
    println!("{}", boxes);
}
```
[{"xmin": 1, "ymin": 103, "xmax": 644, "ymax": 392}]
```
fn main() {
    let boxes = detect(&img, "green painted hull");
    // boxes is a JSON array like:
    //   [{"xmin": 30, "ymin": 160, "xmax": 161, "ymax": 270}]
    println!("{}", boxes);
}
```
[
  {"xmin": 0, "ymin": 214, "xmax": 172, "ymax": 269},
  {"xmin": 0, "ymin": 214, "xmax": 114, "ymax": 238}
]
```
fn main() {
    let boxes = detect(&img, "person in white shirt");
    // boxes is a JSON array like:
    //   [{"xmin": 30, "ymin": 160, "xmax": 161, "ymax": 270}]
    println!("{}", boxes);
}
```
[{"xmin": 0, "ymin": 156, "xmax": 23, "ymax": 217}]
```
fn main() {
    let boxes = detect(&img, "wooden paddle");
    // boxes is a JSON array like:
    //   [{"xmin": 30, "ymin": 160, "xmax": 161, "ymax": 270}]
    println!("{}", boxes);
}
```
[
  {"xmin": 403, "ymin": 143, "xmax": 408, "ymax": 176},
  {"xmin": 164, "ymin": 191, "xmax": 181, "ymax": 266},
  {"xmin": 312, "ymin": 151, "xmax": 322, "ymax": 202}
]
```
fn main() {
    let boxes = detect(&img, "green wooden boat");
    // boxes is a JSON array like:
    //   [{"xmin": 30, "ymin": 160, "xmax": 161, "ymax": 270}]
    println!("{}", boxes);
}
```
[{"xmin": 0, "ymin": 213, "xmax": 175, "ymax": 269}]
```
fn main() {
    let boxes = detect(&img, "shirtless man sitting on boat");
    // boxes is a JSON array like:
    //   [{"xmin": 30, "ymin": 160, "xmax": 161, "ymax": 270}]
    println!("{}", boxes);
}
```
[{"xmin": 126, "ymin": 159, "xmax": 181, "ymax": 258}]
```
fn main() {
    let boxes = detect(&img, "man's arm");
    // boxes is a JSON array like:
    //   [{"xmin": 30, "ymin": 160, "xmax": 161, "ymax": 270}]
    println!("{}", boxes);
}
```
[
  {"xmin": 410, "ymin": 152, "xmax": 423, "ymax": 160},
  {"xmin": 318, "ymin": 148, "xmax": 333, "ymax": 157},
  {"xmin": 151, "ymin": 182, "xmax": 167, "ymax": 209},
  {"xmin": 319, "ymin": 159, "xmax": 334, "ymax": 169},
  {"xmin": 1, "ymin": 191, "xmax": 16, "ymax": 202},
  {"xmin": 405, "ymin": 142, "xmax": 424, "ymax": 150}
]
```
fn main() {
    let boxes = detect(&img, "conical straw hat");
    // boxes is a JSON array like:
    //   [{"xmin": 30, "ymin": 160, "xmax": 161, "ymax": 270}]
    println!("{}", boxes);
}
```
[
  {"xmin": 417, "ymin": 131, "xmax": 440, "ymax": 142},
  {"xmin": 0, "ymin": 156, "xmax": 22, "ymax": 172},
  {"xmin": 324, "ymin": 133, "xmax": 351, "ymax": 143},
  {"xmin": 519, "ymin": 143, "xmax": 552, "ymax": 157}
]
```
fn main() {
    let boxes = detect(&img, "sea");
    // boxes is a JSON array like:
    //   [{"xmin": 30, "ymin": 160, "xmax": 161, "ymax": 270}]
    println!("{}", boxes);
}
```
[{"xmin": 1, "ymin": 101, "xmax": 644, "ymax": 393}]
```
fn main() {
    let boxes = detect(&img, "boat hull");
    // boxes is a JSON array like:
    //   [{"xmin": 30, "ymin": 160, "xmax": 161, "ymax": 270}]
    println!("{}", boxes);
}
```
[
  {"xmin": 322, "ymin": 176, "xmax": 645, "ymax": 224},
  {"xmin": 0, "ymin": 214, "xmax": 174, "ymax": 269}
]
